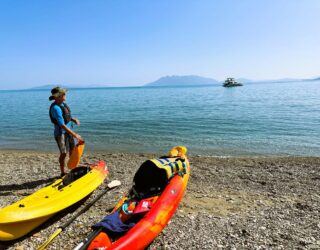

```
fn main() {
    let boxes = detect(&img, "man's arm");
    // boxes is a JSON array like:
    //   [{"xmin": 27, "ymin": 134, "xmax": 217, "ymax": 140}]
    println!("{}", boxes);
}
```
[
  {"xmin": 61, "ymin": 124, "xmax": 83, "ymax": 142},
  {"xmin": 71, "ymin": 117, "xmax": 80, "ymax": 126},
  {"xmin": 52, "ymin": 106, "xmax": 83, "ymax": 142}
]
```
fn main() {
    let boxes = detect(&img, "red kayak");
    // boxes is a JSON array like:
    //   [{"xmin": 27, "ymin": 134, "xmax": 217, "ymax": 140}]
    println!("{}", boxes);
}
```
[{"xmin": 74, "ymin": 147, "xmax": 190, "ymax": 250}]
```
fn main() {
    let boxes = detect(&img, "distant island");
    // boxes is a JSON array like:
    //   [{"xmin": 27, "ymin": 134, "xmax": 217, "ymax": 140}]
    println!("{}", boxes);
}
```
[
  {"xmin": 307, "ymin": 77, "xmax": 320, "ymax": 81},
  {"xmin": 30, "ymin": 83, "xmax": 110, "ymax": 90},
  {"xmin": 31, "ymin": 84, "xmax": 61, "ymax": 90},
  {"xmin": 144, "ymin": 75, "xmax": 220, "ymax": 87}
]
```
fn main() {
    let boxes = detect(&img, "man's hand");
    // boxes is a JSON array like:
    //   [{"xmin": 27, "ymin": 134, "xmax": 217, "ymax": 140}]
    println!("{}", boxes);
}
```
[
  {"xmin": 61, "ymin": 124, "xmax": 84, "ymax": 143},
  {"xmin": 74, "ymin": 133, "xmax": 84, "ymax": 143},
  {"xmin": 73, "ymin": 118, "xmax": 80, "ymax": 126}
]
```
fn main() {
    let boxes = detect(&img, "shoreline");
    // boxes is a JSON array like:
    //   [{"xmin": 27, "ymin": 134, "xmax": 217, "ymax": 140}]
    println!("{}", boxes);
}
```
[
  {"xmin": 0, "ymin": 148, "xmax": 318, "ymax": 158},
  {"xmin": 0, "ymin": 151, "xmax": 319, "ymax": 249}
]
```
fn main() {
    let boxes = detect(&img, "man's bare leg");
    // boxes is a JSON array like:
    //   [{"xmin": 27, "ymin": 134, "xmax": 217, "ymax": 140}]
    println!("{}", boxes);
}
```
[{"xmin": 59, "ymin": 153, "xmax": 67, "ymax": 176}]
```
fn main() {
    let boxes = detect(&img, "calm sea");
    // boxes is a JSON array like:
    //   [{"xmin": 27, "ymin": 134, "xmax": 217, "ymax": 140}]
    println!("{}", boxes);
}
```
[{"xmin": 0, "ymin": 81, "xmax": 319, "ymax": 156}]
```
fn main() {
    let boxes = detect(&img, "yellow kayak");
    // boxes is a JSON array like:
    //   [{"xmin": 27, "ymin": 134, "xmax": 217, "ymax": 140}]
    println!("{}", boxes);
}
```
[{"xmin": 0, "ymin": 161, "xmax": 108, "ymax": 241}]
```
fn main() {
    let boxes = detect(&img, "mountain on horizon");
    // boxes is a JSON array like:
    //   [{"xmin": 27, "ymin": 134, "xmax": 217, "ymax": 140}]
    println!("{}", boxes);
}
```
[
  {"xmin": 30, "ymin": 83, "xmax": 110, "ymax": 90},
  {"xmin": 31, "ymin": 84, "xmax": 62, "ymax": 90},
  {"xmin": 235, "ymin": 78, "xmax": 253, "ymax": 83},
  {"xmin": 260, "ymin": 78, "xmax": 303, "ymax": 83},
  {"xmin": 31, "ymin": 84, "xmax": 91, "ymax": 90},
  {"xmin": 306, "ymin": 76, "xmax": 320, "ymax": 81},
  {"xmin": 145, "ymin": 75, "xmax": 220, "ymax": 87}
]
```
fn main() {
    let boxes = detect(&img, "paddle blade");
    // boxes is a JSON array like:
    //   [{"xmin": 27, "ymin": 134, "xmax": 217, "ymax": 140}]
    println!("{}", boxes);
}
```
[
  {"xmin": 87, "ymin": 232, "xmax": 112, "ymax": 250},
  {"xmin": 37, "ymin": 228, "xmax": 62, "ymax": 250},
  {"xmin": 107, "ymin": 180, "xmax": 121, "ymax": 189}
]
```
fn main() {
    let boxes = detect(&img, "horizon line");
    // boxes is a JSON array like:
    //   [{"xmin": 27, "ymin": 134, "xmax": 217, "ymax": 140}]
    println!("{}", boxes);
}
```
[{"xmin": 0, "ymin": 74, "xmax": 319, "ymax": 91}]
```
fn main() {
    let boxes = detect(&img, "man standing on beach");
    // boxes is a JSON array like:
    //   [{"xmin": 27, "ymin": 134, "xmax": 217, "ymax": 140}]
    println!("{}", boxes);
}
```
[{"xmin": 49, "ymin": 87, "xmax": 83, "ymax": 177}]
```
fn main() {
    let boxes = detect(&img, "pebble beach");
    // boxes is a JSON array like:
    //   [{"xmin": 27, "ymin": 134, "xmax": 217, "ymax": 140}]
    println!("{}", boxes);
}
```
[{"xmin": 0, "ymin": 151, "xmax": 319, "ymax": 249}]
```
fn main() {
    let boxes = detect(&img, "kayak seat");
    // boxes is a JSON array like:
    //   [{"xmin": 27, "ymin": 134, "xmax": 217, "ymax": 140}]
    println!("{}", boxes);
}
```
[{"xmin": 133, "ymin": 160, "xmax": 168, "ymax": 198}]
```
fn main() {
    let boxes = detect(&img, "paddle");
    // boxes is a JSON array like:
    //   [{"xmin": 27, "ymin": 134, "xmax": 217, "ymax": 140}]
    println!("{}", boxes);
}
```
[
  {"xmin": 37, "ymin": 180, "xmax": 121, "ymax": 250},
  {"xmin": 73, "ymin": 206, "xmax": 116, "ymax": 250},
  {"xmin": 73, "ymin": 227, "xmax": 103, "ymax": 250}
]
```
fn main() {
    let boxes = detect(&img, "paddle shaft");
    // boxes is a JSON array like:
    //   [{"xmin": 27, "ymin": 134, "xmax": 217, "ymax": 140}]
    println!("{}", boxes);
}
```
[
  {"xmin": 37, "ymin": 183, "xmax": 119, "ymax": 250},
  {"xmin": 61, "ymin": 184, "xmax": 117, "ymax": 229},
  {"xmin": 74, "ymin": 204, "xmax": 119, "ymax": 250},
  {"xmin": 74, "ymin": 228, "xmax": 103, "ymax": 250}
]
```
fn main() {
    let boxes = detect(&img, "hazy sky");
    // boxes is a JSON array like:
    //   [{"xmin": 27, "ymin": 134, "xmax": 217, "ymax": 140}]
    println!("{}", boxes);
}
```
[{"xmin": 0, "ymin": 0, "xmax": 319, "ymax": 89}]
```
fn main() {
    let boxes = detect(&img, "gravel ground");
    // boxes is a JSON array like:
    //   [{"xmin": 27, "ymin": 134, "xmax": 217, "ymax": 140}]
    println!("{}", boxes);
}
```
[{"xmin": 0, "ymin": 151, "xmax": 319, "ymax": 250}]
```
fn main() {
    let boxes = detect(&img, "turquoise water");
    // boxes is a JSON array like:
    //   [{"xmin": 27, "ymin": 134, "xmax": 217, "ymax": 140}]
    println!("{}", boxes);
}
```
[{"xmin": 0, "ymin": 81, "xmax": 319, "ymax": 156}]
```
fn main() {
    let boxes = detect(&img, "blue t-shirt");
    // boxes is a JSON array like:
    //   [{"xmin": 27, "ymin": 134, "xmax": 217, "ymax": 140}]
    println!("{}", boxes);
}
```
[{"xmin": 50, "ymin": 103, "xmax": 72, "ymax": 137}]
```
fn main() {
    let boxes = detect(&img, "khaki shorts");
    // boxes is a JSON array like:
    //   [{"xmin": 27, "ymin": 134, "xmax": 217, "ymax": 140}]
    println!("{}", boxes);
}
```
[{"xmin": 55, "ymin": 133, "xmax": 75, "ymax": 154}]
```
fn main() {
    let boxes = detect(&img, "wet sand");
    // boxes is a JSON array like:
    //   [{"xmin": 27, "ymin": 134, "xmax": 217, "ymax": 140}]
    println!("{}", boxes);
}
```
[{"xmin": 0, "ymin": 151, "xmax": 319, "ymax": 249}]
